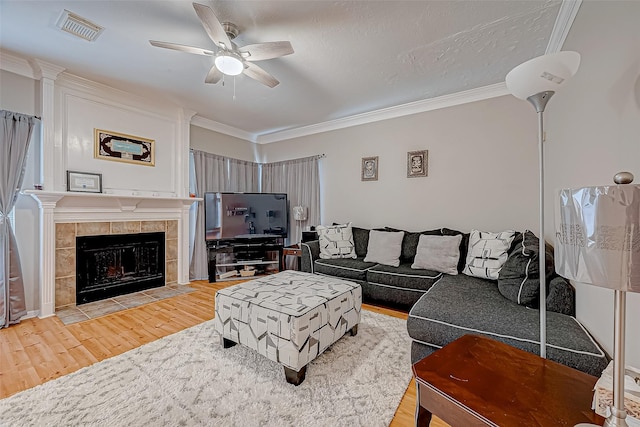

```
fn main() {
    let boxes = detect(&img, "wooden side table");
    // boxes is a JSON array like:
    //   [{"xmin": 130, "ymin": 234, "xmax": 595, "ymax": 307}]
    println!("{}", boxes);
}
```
[
  {"xmin": 282, "ymin": 244, "xmax": 302, "ymax": 270},
  {"xmin": 413, "ymin": 334, "xmax": 605, "ymax": 427}
]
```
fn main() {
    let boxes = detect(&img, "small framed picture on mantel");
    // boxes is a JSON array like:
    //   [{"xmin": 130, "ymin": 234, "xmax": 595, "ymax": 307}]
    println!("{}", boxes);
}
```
[{"xmin": 67, "ymin": 171, "xmax": 103, "ymax": 193}]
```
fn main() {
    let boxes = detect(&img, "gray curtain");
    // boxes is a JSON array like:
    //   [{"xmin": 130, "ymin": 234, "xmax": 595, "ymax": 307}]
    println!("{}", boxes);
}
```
[
  {"xmin": 190, "ymin": 151, "xmax": 259, "ymax": 280},
  {"xmin": 1, "ymin": 110, "xmax": 37, "ymax": 328},
  {"xmin": 261, "ymin": 155, "xmax": 321, "ymax": 246}
]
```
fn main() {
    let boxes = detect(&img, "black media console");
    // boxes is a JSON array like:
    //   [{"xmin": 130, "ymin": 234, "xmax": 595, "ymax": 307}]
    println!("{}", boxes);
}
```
[{"xmin": 206, "ymin": 234, "xmax": 284, "ymax": 283}]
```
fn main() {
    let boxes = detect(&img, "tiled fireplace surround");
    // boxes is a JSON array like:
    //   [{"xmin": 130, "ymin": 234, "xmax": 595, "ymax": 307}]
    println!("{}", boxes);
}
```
[
  {"xmin": 26, "ymin": 191, "xmax": 196, "ymax": 319},
  {"xmin": 55, "ymin": 220, "xmax": 178, "ymax": 309}
]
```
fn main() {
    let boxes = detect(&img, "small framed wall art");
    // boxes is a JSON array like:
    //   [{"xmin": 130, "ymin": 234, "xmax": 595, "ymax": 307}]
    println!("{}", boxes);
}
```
[
  {"xmin": 407, "ymin": 150, "xmax": 428, "ymax": 178},
  {"xmin": 67, "ymin": 170, "xmax": 102, "ymax": 193},
  {"xmin": 361, "ymin": 156, "xmax": 379, "ymax": 181},
  {"xmin": 94, "ymin": 129, "xmax": 155, "ymax": 166}
]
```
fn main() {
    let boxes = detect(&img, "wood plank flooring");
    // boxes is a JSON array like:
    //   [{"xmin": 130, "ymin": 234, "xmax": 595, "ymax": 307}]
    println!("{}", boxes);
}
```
[{"xmin": 0, "ymin": 280, "xmax": 447, "ymax": 427}]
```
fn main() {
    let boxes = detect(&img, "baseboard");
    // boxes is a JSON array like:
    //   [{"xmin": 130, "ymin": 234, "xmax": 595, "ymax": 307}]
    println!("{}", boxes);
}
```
[{"xmin": 22, "ymin": 310, "xmax": 40, "ymax": 320}]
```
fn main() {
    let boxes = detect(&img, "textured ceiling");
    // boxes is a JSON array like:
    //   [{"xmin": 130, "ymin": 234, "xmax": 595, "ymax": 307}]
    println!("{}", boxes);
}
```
[{"xmin": 0, "ymin": 0, "xmax": 563, "ymax": 140}]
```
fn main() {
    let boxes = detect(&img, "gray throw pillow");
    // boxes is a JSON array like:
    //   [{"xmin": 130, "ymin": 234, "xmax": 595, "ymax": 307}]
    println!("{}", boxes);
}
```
[
  {"xmin": 386, "ymin": 227, "xmax": 443, "ymax": 262},
  {"xmin": 411, "ymin": 234, "xmax": 462, "ymax": 275},
  {"xmin": 498, "ymin": 230, "xmax": 554, "ymax": 306},
  {"xmin": 364, "ymin": 230, "xmax": 403, "ymax": 267},
  {"xmin": 441, "ymin": 228, "xmax": 470, "ymax": 273}
]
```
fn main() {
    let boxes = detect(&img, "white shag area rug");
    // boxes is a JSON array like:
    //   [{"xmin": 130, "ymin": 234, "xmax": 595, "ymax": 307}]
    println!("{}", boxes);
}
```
[{"xmin": 0, "ymin": 310, "xmax": 412, "ymax": 427}]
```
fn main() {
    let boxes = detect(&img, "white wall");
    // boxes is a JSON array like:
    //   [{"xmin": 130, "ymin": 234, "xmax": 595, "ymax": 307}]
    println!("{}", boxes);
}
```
[
  {"xmin": 1, "ymin": 69, "xmax": 41, "ymax": 314},
  {"xmin": 55, "ymin": 74, "xmax": 186, "ymax": 197},
  {"xmin": 262, "ymin": 95, "xmax": 539, "ymax": 234},
  {"xmin": 0, "ymin": 70, "xmax": 37, "ymax": 115},
  {"xmin": 546, "ymin": 1, "xmax": 640, "ymax": 366},
  {"xmin": 190, "ymin": 124, "xmax": 259, "ymax": 162}
]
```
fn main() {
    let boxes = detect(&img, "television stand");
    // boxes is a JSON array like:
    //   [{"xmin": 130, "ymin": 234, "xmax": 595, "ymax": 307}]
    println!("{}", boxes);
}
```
[{"xmin": 206, "ymin": 235, "xmax": 284, "ymax": 283}]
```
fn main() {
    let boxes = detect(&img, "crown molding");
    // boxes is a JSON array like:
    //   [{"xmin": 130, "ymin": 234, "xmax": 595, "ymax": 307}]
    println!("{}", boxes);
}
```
[
  {"xmin": 256, "ymin": 82, "xmax": 509, "ymax": 144},
  {"xmin": 546, "ymin": 0, "xmax": 582, "ymax": 53},
  {"xmin": 190, "ymin": 115, "xmax": 257, "ymax": 142},
  {"xmin": 29, "ymin": 59, "xmax": 65, "ymax": 80},
  {"xmin": 0, "ymin": 50, "xmax": 36, "ymax": 79}
]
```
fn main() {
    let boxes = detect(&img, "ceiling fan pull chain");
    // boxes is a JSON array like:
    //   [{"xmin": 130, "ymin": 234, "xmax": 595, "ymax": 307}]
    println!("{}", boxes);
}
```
[
  {"xmin": 222, "ymin": 73, "xmax": 225, "ymax": 87},
  {"xmin": 233, "ymin": 77, "xmax": 236, "ymax": 100}
]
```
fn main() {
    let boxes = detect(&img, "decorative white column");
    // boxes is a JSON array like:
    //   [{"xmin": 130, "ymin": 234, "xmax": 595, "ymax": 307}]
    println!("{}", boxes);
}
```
[
  {"xmin": 29, "ymin": 193, "xmax": 64, "ymax": 318},
  {"xmin": 179, "ymin": 201, "xmax": 196, "ymax": 284},
  {"xmin": 178, "ymin": 108, "xmax": 197, "ymax": 197},
  {"xmin": 29, "ymin": 59, "xmax": 65, "ymax": 192}
]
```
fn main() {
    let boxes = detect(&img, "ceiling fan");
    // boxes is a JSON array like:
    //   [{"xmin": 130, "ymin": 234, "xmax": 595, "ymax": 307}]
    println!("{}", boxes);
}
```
[{"xmin": 150, "ymin": 2, "xmax": 293, "ymax": 88}]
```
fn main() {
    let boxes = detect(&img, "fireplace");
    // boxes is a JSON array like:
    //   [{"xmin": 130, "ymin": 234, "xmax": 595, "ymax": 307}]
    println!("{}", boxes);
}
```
[{"xmin": 76, "ymin": 232, "xmax": 165, "ymax": 304}]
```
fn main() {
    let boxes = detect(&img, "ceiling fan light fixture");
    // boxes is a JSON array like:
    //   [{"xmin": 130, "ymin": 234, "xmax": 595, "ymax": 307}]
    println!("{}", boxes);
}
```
[{"xmin": 215, "ymin": 52, "xmax": 243, "ymax": 76}]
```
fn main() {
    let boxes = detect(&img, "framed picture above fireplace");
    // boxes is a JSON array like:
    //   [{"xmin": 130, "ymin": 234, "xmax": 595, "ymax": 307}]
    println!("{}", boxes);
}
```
[
  {"xmin": 67, "ymin": 170, "xmax": 103, "ymax": 193},
  {"xmin": 94, "ymin": 128, "xmax": 155, "ymax": 166}
]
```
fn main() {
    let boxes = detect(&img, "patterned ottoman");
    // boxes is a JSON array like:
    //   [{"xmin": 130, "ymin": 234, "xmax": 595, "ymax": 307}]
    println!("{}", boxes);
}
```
[{"xmin": 214, "ymin": 270, "xmax": 362, "ymax": 385}]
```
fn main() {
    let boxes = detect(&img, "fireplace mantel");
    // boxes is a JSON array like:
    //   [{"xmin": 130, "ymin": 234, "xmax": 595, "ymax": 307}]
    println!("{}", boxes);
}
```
[
  {"xmin": 23, "ymin": 190, "xmax": 201, "ymax": 318},
  {"xmin": 24, "ymin": 190, "xmax": 200, "ymax": 214}
]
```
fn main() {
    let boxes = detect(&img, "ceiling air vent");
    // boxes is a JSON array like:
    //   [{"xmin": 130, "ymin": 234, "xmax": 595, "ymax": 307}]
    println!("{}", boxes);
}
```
[{"xmin": 57, "ymin": 10, "xmax": 104, "ymax": 42}]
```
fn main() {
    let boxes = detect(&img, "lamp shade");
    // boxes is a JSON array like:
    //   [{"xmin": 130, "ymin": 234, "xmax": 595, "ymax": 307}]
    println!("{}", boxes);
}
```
[
  {"xmin": 506, "ymin": 51, "xmax": 581, "ymax": 100},
  {"xmin": 555, "ymin": 184, "xmax": 640, "ymax": 292},
  {"xmin": 293, "ymin": 206, "xmax": 307, "ymax": 221},
  {"xmin": 215, "ymin": 52, "xmax": 243, "ymax": 76}
]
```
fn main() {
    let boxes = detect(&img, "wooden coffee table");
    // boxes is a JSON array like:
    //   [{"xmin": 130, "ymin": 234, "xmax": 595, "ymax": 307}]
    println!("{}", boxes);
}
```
[{"xmin": 413, "ymin": 334, "xmax": 605, "ymax": 426}]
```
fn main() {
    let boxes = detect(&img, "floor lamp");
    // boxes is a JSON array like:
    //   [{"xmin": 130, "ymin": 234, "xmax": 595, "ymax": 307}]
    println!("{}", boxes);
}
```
[
  {"xmin": 556, "ymin": 176, "xmax": 639, "ymax": 427},
  {"xmin": 505, "ymin": 51, "xmax": 581, "ymax": 358},
  {"xmin": 292, "ymin": 205, "xmax": 307, "ymax": 243}
]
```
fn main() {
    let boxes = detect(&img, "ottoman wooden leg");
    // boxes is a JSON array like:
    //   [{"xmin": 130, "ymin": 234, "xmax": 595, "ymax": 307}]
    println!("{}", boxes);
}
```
[
  {"xmin": 350, "ymin": 324, "xmax": 358, "ymax": 336},
  {"xmin": 222, "ymin": 338, "xmax": 237, "ymax": 348},
  {"xmin": 284, "ymin": 365, "xmax": 307, "ymax": 386}
]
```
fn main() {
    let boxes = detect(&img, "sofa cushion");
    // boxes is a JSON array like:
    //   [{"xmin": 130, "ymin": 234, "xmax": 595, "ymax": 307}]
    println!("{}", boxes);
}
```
[
  {"xmin": 411, "ymin": 234, "xmax": 462, "ymax": 275},
  {"xmin": 498, "ymin": 230, "xmax": 555, "ymax": 306},
  {"xmin": 406, "ymin": 274, "xmax": 608, "ymax": 377},
  {"xmin": 440, "ymin": 228, "xmax": 470, "ymax": 273},
  {"xmin": 366, "ymin": 263, "xmax": 442, "ymax": 293},
  {"xmin": 316, "ymin": 222, "xmax": 357, "ymax": 259},
  {"xmin": 314, "ymin": 257, "xmax": 377, "ymax": 282},
  {"xmin": 364, "ymin": 230, "xmax": 404, "ymax": 267},
  {"xmin": 386, "ymin": 227, "xmax": 442, "ymax": 263},
  {"xmin": 463, "ymin": 229, "xmax": 516, "ymax": 280},
  {"xmin": 352, "ymin": 226, "xmax": 371, "ymax": 258}
]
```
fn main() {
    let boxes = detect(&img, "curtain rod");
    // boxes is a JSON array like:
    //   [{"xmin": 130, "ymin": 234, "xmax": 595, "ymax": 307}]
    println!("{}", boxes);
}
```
[{"xmin": 190, "ymin": 149, "xmax": 326, "ymax": 162}]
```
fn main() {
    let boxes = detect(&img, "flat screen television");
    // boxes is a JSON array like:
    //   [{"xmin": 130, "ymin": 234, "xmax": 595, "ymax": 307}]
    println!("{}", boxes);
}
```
[{"xmin": 204, "ymin": 192, "xmax": 289, "ymax": 241}]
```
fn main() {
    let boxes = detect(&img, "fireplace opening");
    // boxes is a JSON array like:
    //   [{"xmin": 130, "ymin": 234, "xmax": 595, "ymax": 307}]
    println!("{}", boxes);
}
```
[{"xmin": 76, "ymin": 232, "xmax": 165, "ymax": 304}]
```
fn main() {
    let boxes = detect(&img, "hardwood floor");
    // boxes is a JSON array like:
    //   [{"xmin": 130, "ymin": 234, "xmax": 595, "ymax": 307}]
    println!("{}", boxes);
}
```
[{"xmin": 0, "ymin": 280, "xmax": 447, "ymax": 427}]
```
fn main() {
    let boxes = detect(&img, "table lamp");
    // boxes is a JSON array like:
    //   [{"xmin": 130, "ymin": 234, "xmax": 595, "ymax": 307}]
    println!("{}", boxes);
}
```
[
  {"xmin": 556, "ymin": 172, "xmax": 640, "ymax": 427},
  {"xmin": 505, "ymin": 50, "xmax": 581, "ymax": 358}
]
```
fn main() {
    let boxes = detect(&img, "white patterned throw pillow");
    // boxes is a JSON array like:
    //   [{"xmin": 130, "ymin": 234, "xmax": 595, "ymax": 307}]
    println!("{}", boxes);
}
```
[
  {"xmin": 316, "ymin": 223, "xmax": 357, "ymax": 259},
  {"xmin": 463, "ymin": 230, "xmax": 516, "ymax": 280}
]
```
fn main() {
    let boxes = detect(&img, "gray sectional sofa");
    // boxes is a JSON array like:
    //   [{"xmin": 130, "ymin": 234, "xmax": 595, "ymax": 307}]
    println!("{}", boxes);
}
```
[{"xmin": 301, "ymin": 226, "xmax": 609, "ymax": 377}]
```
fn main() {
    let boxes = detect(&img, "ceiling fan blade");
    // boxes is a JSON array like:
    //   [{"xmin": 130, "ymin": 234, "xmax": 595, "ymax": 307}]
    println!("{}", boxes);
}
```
[
  {"xmin": 241, "ymin": 41, "xmax": 294, "ymax": 61},
  {"xmin": 192, "ymin": 2, "xmax": 232, "ymax": 50},
  {"xmin": 243, "ymin": 62, "xmax": 279, "ymax": 88},
  {"xmin": 205, "ymin": 65, "xmax": 223, "ymax": 84},
  {"xmin": 149, "ymin": 40, "xmax": 214, "ymax": 56}
]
